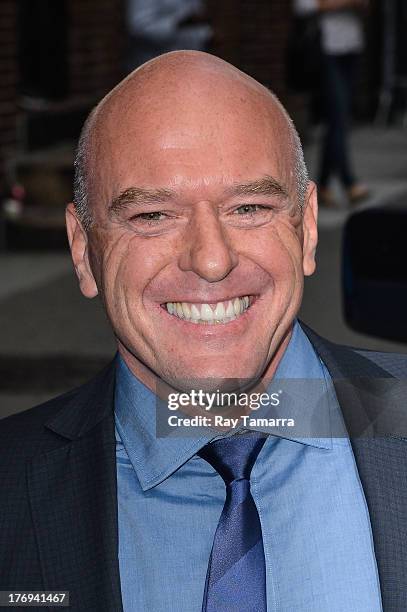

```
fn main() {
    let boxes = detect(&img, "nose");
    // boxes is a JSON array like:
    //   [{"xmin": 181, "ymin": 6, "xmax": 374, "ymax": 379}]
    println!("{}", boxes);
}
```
[{"xmin": 178, "ymin": 201, "xmax": 238, "ymax": 282}]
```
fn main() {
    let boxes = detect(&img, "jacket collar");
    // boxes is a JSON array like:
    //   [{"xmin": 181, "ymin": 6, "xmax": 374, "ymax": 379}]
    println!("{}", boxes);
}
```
[{"xmin": 43, "ymin": 359, "xmax": 117, "ymax": 441}]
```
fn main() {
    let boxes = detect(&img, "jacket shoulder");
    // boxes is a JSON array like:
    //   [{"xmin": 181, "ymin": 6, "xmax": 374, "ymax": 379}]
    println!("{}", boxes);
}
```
[
  {"xmin": 0, "ymin": 360, "xmax": 115, "ymax": 459},
  {"xmin": 299, "ymin": 320, "xmax": 407, "ymax": 378},
  {"xmin": 0, "ymin": 387, "xmax": 77, "ymax": 445},
  {"xmin": 352, "ymin": 347, "xmax": 407, "ymax": 378}
]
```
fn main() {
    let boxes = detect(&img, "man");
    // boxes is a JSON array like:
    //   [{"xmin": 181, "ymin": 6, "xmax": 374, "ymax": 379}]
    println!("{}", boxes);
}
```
[
  {"xmin": 293, "ymin": 0, "xmax": 369, "ymax": 206},
  {"xmin": 1, "ymin": 51, "xmax": 406, "ymax": 611}
]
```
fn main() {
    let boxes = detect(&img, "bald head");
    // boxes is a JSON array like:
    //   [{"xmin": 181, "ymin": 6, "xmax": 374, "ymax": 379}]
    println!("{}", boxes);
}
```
[
  {"xmin": 67, "ymin": 50, "xmax": 318, "ymax": 392},
  {"xmin": 74, "ymin": 51, "xmax": 308, "ymax": 229}
]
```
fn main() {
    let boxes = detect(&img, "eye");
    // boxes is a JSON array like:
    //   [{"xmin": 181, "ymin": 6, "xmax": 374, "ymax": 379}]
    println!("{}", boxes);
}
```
[
  {"xmin": 234, "ymin": 204, "xmax": 269, "ymax": 215},
  {"xmin": 226, "ymin": 203, "xmax": 276, "ymax": 228},
  {"xmin": 130, "ymin": 211, "xmax": 167, "ymax": 223},
  {"xmin": 125, "ymin": 209, "xmax": 180, "ymax": 235}
]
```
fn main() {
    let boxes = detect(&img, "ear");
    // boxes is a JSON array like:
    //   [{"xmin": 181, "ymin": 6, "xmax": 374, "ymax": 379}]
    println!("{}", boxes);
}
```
[
  {"xmin": 302, "ymin": 181, "xmax": 318, "ymax": 277},
  {"xmin": 66, "ymin": 203, "xmax": 98, "ymax": 298}
]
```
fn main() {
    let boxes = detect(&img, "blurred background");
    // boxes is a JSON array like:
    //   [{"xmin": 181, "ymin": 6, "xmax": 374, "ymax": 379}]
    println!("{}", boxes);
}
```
[{"xmin": 1, "ymin": 0, "xmax": 406, "ymax": 418}]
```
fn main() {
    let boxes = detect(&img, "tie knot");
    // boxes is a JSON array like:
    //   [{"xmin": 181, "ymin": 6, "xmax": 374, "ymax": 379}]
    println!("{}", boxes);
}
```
[{"xmin": 198, "ymin": 431, "xmax": 267, "ymax": 484}]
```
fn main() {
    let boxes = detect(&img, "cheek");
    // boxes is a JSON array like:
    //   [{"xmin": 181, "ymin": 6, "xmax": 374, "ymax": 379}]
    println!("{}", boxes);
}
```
[
  {"xmin": 98, "ymin": 231, "xmax": 177, "ymax": 306},
  {"xmin": 235, "ymin": 223, "xmax": 303, "ymax": 284}
]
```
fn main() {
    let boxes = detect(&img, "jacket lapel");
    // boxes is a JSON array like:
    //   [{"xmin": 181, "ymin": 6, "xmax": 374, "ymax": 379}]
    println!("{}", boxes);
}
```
[
  {"xmin": 27, "ymin": 361, "xmax": 123, "ymax": 612},
  {"xmin": 301, "ymin": 322, "xmax": 407, "ymax": 611}
]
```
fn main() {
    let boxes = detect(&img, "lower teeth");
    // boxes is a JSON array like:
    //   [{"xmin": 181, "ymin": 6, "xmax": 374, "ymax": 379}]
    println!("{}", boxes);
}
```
[{"xmin": 192, "ymin": 317, "xmax": 235, "ymax": 324}]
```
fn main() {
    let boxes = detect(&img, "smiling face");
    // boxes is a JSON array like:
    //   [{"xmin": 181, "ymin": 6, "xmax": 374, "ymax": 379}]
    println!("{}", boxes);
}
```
[{"xmin": 66, "ymin": 52, "xmax": 318, "ymax": 392}]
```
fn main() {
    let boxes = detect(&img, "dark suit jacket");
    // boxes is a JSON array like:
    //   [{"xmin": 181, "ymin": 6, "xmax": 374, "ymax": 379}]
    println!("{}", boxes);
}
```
[{"xmin": 1, "ymin": 324, "xmax": 407, "ymax": 611}]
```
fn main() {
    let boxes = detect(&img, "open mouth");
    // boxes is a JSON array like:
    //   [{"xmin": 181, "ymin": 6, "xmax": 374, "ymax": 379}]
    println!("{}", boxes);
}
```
[{"xmin": 161, "ymin": 296, "xmax": 254, "ymax": 324}]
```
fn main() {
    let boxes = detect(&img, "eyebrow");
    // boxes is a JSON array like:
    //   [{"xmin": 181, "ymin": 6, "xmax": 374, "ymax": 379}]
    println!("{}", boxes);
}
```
[
  {"xmin": 108, "ymin": 175, "xmax": 289, "ymax": 216},
  {"xmin": 109, "ymin": 186, "xmax": 175, "ymax": 216},
  {"xmin": 229, "ymin": 175, "xmax": 289, "ymax": 199}
]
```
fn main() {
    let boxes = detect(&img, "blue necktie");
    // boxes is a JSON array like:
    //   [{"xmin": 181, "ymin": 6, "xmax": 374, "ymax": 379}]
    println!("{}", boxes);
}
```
[{"xmin": 198, "ymin": 431, "xmax": 268, "ymax": 612}]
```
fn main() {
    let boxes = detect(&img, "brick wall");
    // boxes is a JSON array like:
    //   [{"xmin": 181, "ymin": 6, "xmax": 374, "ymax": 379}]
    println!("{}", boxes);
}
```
[
  {"xmin": 210, "ymin": 0, "xmax": 293, "ymax": 99},
  {"xmin": 68, "ymin": 0, "xmax": 125, "ymax": 101},
  {"xmin": 240, "ymin": 0, "xmax": 292, "ymax": 98},
  {"xmin": 0, "ymin": 0, "xmax": 382, "ymax": 186},
  {"xmin": 0, "ymin": 0, "xmax": 126, "ymax": 189},
  {"xmin": 0, "ymin": 0, "xmax": 18, "ymax": 186}
]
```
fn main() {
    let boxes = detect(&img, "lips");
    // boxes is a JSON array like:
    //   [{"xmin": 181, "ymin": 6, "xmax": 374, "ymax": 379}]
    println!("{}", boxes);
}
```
[{"xmin": 164, "ymin": 296, "xmax": 252, "ymax": 324}]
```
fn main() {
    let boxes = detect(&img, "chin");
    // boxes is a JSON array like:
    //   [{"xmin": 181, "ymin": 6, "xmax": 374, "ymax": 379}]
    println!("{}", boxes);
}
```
[{"xmin": 162, "ymin": 361, "xmax": 263, "ymax": 394}]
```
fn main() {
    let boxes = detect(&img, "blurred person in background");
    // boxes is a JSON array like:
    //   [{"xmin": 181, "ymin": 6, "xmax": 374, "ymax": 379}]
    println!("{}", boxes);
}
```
[
  {"xmin": 125, "ymin": 0, "xmax": 212, "ymax": 70},
  {"xmin": 293, "ymin": 0, "xmax": 370, "ymax": 207}
]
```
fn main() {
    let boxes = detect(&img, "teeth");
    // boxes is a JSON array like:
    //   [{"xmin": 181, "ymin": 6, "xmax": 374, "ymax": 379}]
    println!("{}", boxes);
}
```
[
  {"xmin": 214, "ymin": 302, "xmax": 225, "ymax": 319},
  {"xmin": 233, "ymin": 298, "xmax": 241, "ymax": 316},
  {"xmin": 182, "ymin": 302, "xmax": 191, "ymax": 319},
  {"xmin": 176, "ymin": 303, "xmax": 184, "ymax": 319},
  {"xmin": 200, "ymin": 303, "xmax": 214, "ymax": 322},
  {"xmin": 225, "ymin": 301, "xmax": 234, "ymax": 317},
  {"xmin": 190, "ymin": 304, "xmax": 200, "ymax": 321},
  {"xmin": 164, "ymin": 296, "xmax": 252, "ymax": 324}
]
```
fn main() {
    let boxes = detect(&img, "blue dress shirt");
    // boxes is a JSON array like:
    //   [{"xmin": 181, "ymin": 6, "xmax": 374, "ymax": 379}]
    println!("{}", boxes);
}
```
[{"xmin": 115, "ymin": 320, "xmax": 383, "ymax": 611}]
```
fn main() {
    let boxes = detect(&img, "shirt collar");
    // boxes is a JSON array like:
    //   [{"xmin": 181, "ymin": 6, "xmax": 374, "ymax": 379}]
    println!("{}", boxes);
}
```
[
  {"xmin": 115, "ymin": 320, "xmax": 336, "ymax": 491},
  {"xmin": 115, "ymin": 364, "xmax": 214, "ymax": 491}
]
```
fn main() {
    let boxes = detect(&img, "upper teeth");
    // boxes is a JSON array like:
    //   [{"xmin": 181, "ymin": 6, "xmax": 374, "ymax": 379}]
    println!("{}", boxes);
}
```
[{"xmin": 165, "ymin": 296, "xmax": 250, "ymax": 324}]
